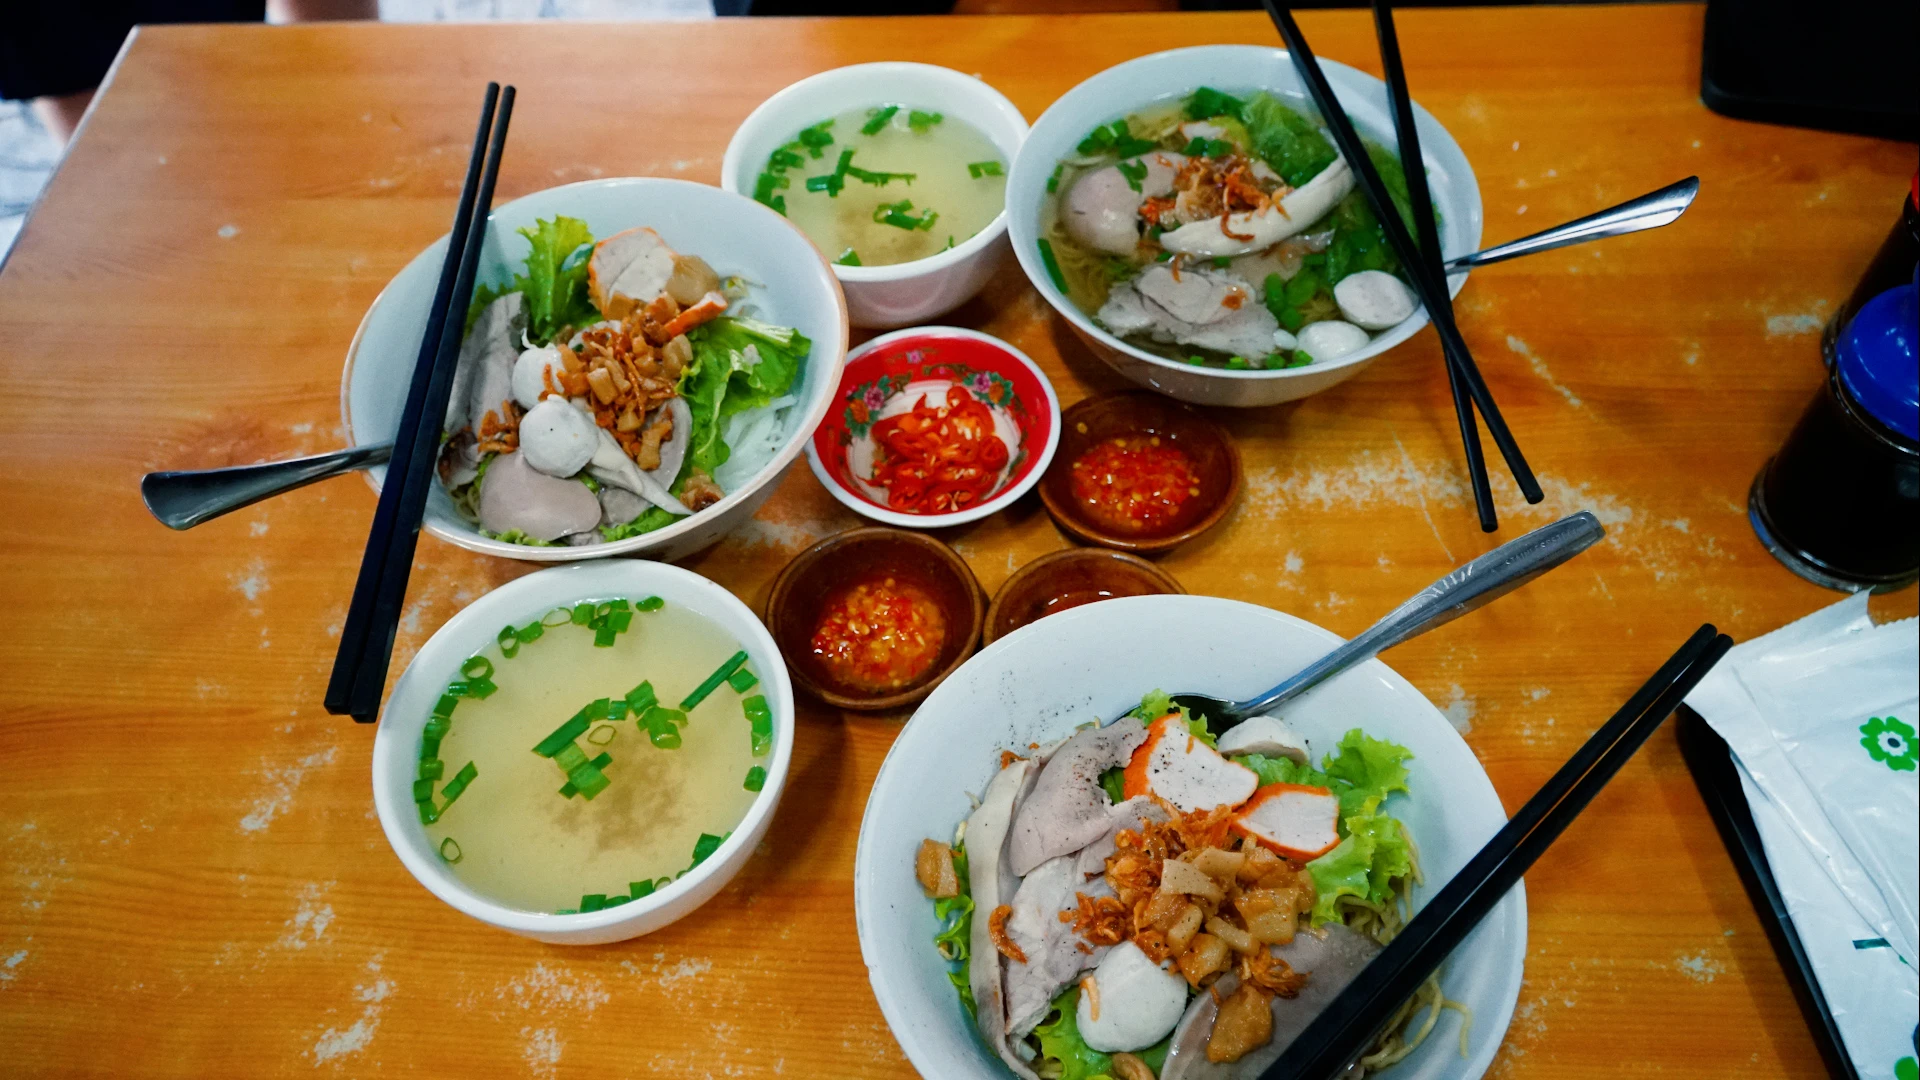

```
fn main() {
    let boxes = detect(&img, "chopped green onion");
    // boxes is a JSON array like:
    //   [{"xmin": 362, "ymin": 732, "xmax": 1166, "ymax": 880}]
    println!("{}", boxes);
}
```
[
  {"xmin": 421, "ymin": 735, "xmax": 441, "ymax": 761},
  {"xmin": 438, "ymin": 837, "xmax": 462, "ymax": 863},
  {"xmin": 606, "ymin": 698, "xmax": 629, "ymax": 721},
  {"xmin": 1180, "ymin": 136, "xmax": 1234, "ymax": 159},
  {"xmin": 425, "ymin": 716, "xmax": 451, "ymax": 741},
  {"xmin": 861, "ymin": 104, "xmax": 900, "ymax": 135},
  {"xmin": 752, "ymin": 732, "xmax": 772, "ymax": 757},
  {"xmin": 580, "ymin": 893, "xmax": 607, "ymax": 913},
  {"xmin": 835, "ymin": 248, "xmax": 862, "ymax": 267},
  {"xmin": 1284, "ymin": 351, "xmax": 1314, "ymax": 368},
  {"xmin": 412, "ymin": 778, "xmax": 435, "ymax": 802},
  {"xmin": 417, "ymin": 758, "xmax": 444, "ymax": 781},
  {"xmin": 515, "ymin": 620, "xmax": 545, "ymax": 644},
  {"xmin": 636, "ymin": 596, "xmax": 665, "ymax": 612},
  {"xmin": 752, "ymin": 172, "xmax": 789, "ymax": 215},
  {"xmin": 1186, "ymin": 356, "xmax": 1208, "ymax": 366},
  {"xmin": 907, "ymin": 109, "xmax": 943, "ymax": 133},
  {"xmin": 534, "ymin": 712, "xmax": 593, "ymax": 758},
  {"xmin": 587, "ymin": 724, "xmax": 617, "ymax": 747},
  {"xmin": 1115, "ymin": 158, "xmax": 1147, "ymax": 192},
  {"xmin": 796, "ymin": 119, "xmax": 835, "ymax": 157},
  {"xmin": 682, "ymin": 651, "xmax": 750, "ymax": 711},
  {"xmin": 625, "ymin": 681, "xmax": 658, "ymax": 711},
  {"xmin": 744, "ymin": 766, "xmax": 767, "ymax": 792},
  {"xmin": 768, "ymin": 146, "xmax": 805, "ymax": 172},
  {"xmin": 1155, "ymin": 249, "xmax": 1175, "ymax": 262},
  {"xmin": 1046, "ymin": 162, "xmax": 1064, "ymax": 194},
  {"xmin": 497, "ymin": 625, "xmax": 521, "ymax": 658},
  {"xmin": 1211, "ymin": 255, "xmax": 1233, "ymax": 268},
  {"xmin": 1037, "ymin": 238, "xmax": 1068, "ymax": 293},
  {"xmin": 845, "ymin": 162, "xmax": 916, "ymax": 186},
  {"xmin": 554, "ymin": 908, "xmax": 578, "ymax": 915},
  {"xmin": 608, "ymin": 610, "xmax": 633, "ymax": 633},
  {"xmin": 605, "ymin": 895, "xmax": 630, "ymax": 907},
  {"xmin": 583, "ymin": 698, "xmax": 610, "ymax": 721},
  {"xmin": 594, "ymin": 625, "xmax": 617, "ymax": 647},
  {"xmin": 629, "ymin": 879, "xmax": 656, "ymax": 899},
  {"xmin": 690, "ymin": 832, "xmax": 726, "ymax": 868},
  {"xmin": 415, "ymin": 800, "xmax": 439, "ymax": 824},
  {"xmin": 553, "ymin": 743, "xmax": 589, "ymax": 772},
  {"xmin": 569, "ymin": 765, "xmax": 610, "ymax": 800},
  {"xmin": 570, "ymin": 602, "xmax": 594, "ymax": 625},
  {"xmin": 440, "ymin": 762, "xmax": 478, "ymax": 806},
  {"xmin": 967, "ymin": 160, "xmax": 1003, "ymax": 179},
  {"xmin": 1226, "ymin": 356, "xmax": 1250, "ymax": 370},
  {"xmin": 443, "ymin": 680, "xmax": 471, "ymax": 698},
  {"xmin": 946, "ymin": 235, "xmax": 955, "ymax": 249},
  {"xmin": 727, "ymin": 667, "xmax": 758, "ymax": 693},
  {"xmin": 746, "ymin": 694, "xmax": 774, "ymax": 757},
  {"xmin": 542, "ymin": 607, "xmax": 573, "ymax": 628},
  {"xmin": 462, "ymin": 656, "xmax": 493, "ymax": 681},
  {"xmin": 432, "ymin": 694, "xmax": 459, "ymax": 720},
  {"xmin": 644, "ymin": 707, "xmax": 683, "ymax": 749},
  {"xmin": 587, "ymin": 752, "xmax": 612, "ymax": 770},
  {"xmin": 1185, "ymin": 86, "xmax": 1246, "ymax": 120},
  {"xmin": 466, "ymin": 677, "xmax": 497, "ymax": 699},
  {"xmin": 558, "ymin": 781, "xmax": 578, "ymax": 799}
]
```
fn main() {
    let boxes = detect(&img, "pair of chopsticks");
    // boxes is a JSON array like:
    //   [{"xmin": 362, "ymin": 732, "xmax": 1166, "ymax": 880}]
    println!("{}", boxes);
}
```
[
  {"xmin": 324, "ymin": 83, "xmax": 516, "ymax": 724},
  {"xmin": 1256, "ymin": 623, "xmax": 1734, "ymax": 1079},
  {"xmin": 1261, "ymin": 0, "xmax": 1542, "ymax": 532}
]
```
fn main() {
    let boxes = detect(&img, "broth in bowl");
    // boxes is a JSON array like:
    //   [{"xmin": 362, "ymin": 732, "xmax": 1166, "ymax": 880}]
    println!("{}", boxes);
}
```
[
  {"xmin": 416, "ymin": 596, "xmax": 774, "ymax": 915},
  {"xmin": 1039, "ymin": 87, "xmax": 1423, "ymax": 372}
]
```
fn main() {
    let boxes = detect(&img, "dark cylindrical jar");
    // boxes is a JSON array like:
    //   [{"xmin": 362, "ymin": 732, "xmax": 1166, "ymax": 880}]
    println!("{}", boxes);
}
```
[
  {"xmin": 1823, "ymin": 175, "xmax": 1919, "ymax": 357},
  {"xmin": 1751, "ymin": 279, "xmax": 1918, "ymax": 591}
]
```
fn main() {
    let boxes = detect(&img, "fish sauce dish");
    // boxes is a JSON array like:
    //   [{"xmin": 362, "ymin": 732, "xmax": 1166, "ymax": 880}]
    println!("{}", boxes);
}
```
[
  {"xmin": 853, "ymin": 595, "xmax": 1523, "ymax": 1080},
  {"xmin": 1006, "ymin": 46, "xmax": 1481, "ymax": 407},
  {"xmin": 344, "ymin": 177, "xmax": 850, "ymax": 563},
  {"xmin": 1043, "ymin": 85, "xmax": 1419, "ymax": 372}
]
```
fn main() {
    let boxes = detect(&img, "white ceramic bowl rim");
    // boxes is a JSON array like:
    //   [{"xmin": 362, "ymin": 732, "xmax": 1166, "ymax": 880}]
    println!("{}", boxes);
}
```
[
  {"xmin": 369, "ymin": 561, "xmax": 795, "ymax": 937},
  {"xmin": 1006, "ymin": 45, "xmax": 1478, "ymax": 381},
  {"xmin": 341, "ymin": 176, "xmax": 849, "ymax": 563},
  {"xmin": 853, "ymin": 594, "xmax": 1524, "ymax": 1080},
  {"xmin": 803, "ymin": 325, "xmax": 1062, "ymax": 529},
  {"xmin": 719, "ymin": 62, "xmax": 1030, "ymax": 283}
]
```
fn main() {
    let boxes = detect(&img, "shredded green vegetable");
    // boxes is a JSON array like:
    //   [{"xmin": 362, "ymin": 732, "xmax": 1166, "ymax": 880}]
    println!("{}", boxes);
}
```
[
  {"xmin": 861, "ymin": 104, "xmax": 900, "ymax": 135},
  {"xmin": 682, "ymin": 651, "xmax": 749, "ymax": 711}
]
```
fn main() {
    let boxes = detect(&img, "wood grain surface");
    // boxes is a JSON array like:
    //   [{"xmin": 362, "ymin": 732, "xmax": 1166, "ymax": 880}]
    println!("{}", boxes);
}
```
[{"xmin": 0, "ymin": 6, "xmax": 1913, "ymax": 1077}]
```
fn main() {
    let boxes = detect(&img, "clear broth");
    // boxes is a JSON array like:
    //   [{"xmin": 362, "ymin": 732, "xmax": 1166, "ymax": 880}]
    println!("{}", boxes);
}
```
[
  {"xmin": 422, "ymin": 602, "xmax": 762, "ymax": 913},
  {"xmin": 779, "ymin": 106, "xmax": 1006, "ymax": 267}
]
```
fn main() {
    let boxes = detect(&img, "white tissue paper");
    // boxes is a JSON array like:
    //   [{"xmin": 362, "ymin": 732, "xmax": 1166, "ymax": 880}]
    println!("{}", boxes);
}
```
[{"xmin": 1686, "ymin": 593, "xmax": 1919, "ymax": 1080}]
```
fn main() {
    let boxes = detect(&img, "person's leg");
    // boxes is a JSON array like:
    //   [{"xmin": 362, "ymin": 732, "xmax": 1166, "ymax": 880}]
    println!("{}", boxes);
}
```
[
  {"xmin": 268, "ymin": 0, "xmax": 376, "ymax": 20},
  {"xmin": 29, "ymin": 90, "xmax": 96, "ymax": 145}
]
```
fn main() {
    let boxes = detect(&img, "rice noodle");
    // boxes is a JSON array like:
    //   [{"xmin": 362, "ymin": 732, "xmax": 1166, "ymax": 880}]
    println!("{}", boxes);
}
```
[{"xmin": 713, "ymin": 394, "xmax": 796, "ymax": 492}]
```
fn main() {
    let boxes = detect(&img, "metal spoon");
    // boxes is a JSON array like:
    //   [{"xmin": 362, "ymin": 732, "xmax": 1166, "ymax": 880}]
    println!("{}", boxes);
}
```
[
  {"xmin": 1171, "ymin": 511, "xmax": 1605, "ymax": 732},
  {"xmin": 138, "ymin": 182, "xmax": 1697, "ymax": 532},
  {"xmin": 1441, "ymin": 176, "xmax": 1699, "ymax": 273},
  {"xmin": 141, "ymin": 442, "xmax": 393, "ymax": 530}
]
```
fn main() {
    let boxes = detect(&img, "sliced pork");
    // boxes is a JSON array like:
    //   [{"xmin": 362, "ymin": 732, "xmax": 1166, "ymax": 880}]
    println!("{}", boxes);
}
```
[
  {"xmin": 964, "ymin": 759, "xmax": 1041, "ymax": 1080},
  {"xmin": 1096, "ymin": 264, "xmax": 1283, "ymax": 362},
  {"xmin": 475, "ymin": 451, "xmax": 599, "ymax": 542},
  {"xmin": 1008, "ymin": 717, "xmax": 1148, "ymax": 876},
  {"xmin": 1004, "ymin": 853, "xmax": 1112, "ymax": 1039}
]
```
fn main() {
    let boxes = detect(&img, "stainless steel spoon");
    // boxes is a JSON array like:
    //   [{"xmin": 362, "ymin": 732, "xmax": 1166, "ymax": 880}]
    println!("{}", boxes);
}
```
[
  {"xmin": 1441, "ymin": 176, "xmax": 1699, "ymax": 273},
  {"xmin": 1171, "ymin": 511, "xmax": 1605, "ymax": 732},
  {"xmin": 141, "ymin": 442, "xmax": 394, "ymax": 530},
  {"xmin": 138, "ymin": 182, "xmax": 1698, "ymax": 532}
]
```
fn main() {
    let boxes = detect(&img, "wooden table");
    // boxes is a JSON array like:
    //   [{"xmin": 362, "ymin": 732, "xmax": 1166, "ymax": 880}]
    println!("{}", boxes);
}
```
[{"xmin": 1, "ymin": 5, "xmax": 1912, "ymax": 1076}]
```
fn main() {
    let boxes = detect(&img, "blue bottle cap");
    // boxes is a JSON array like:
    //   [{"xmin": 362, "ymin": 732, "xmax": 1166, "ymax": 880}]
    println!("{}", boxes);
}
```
[{"xmin": 1836, "ymin": 277, "xmax": 1918, "ymax": 441}]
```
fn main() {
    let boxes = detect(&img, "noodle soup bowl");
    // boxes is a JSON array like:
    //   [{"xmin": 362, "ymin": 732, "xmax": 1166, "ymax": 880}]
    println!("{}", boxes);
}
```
[
  {"xmin": 721, "ymin": 63, "xmax": 1029, "ymax": 330},
  {"xmin": 371, "ymin": 560, "xmax": 795, "ymax": 945},
  {"xmin": 854, "ymin": 595, "xmax": 1524, "ymax": 1078},
  {"xmin": 1007, "ymin": 45, "xmax": 1481, "ymax": 408},
  {"xmin": 344, "ymin": 177, "xmax": 849, "ymax": 564}
]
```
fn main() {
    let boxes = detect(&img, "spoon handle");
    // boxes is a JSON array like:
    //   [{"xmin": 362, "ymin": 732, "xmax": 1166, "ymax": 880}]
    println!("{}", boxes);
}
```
[
  {"xmin": 1236, "ymin": 511, "xmax": 1605, "ymax": 717},
  {"xmin": 1442, "ymin": 176, "xmax": 1699, "ymax": 273},
  {"xmin": 141, "ymin": 442, "xmax": 395, "ymax": 530}
]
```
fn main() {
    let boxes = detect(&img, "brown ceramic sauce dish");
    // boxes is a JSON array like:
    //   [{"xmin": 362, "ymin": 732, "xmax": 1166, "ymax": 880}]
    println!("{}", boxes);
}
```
[
  {"xmin": 765, "ymin": 527, "xmax": 985, "ymax": 711},
  {"xmin": 1037, "ymin": 391, "xmax": 1241, "ymax": 553},
  {"xmin": 984, "ymin": 548, "xmax": 1186, "ymax": 646}
]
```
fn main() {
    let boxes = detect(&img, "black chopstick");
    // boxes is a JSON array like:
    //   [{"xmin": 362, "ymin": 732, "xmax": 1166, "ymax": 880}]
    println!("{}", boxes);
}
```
[
  {"xmin": 1256, "ymin": 624, "xmax": 1734, "ymax": 1080},
  {"xmin": 1259, "ymin": 0, "xmax": 1544, "ymax": 513},
  {"xmin": 325, "ymin": 83, "xmax": 512, "ymax": 723},
  {"xmin": 1369, "ymin": 0, "xmax": 1496, "ymax": 533}
]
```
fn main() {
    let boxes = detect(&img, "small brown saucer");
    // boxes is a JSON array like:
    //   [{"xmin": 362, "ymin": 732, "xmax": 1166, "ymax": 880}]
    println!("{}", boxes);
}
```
[
  {"xmin": 984, "ymin": 548, "xmax": 1186, "ymax": 646},
  {"xmin": 1037, "ymin": 391, "xmax": 1241, "ymax": 553},
  {"xmin": 765, "ymin": 527, "xmax": 985, "ymax": 711}
]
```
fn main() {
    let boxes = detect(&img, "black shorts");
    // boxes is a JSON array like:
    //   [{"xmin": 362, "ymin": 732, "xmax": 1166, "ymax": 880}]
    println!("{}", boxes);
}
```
[{"xmin": 1, "ymin": 0, "xmax": 266, "ymax": 101}]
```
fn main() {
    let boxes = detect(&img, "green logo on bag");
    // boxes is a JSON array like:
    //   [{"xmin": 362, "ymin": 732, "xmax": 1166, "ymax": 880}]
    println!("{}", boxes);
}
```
[
  {"xmin": 1893, "ymin": 1055, "xmax": 1916, "ymax": 1080},
  {"xmin": 1858, "ymin": 716, "xmax": 1916, "ymax": 773}
]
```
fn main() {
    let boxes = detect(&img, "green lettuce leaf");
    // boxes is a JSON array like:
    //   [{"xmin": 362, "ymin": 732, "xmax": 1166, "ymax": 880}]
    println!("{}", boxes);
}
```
[
  {"xmin": 1236, "ymin": 91, "xmax": 1338, "ymax": 187},
  {"xmin": 1321, "ymin": 728, "xmax": 1412, "ymax": 817},
  {"xmin": 1128, "ymin": 689, "xmax": 1216, "ymax": 747},
  {"xmin": 1306, "ymin": 812, "xmax": 1412, "ymax": 925},
  {"xmin": 678, "ymin": 315, "xmax": 812, "ymax": 478},
  {"xmin": 515, "ymin": 216, "xmax": 599, "ymax": 344},
  {"xmin": 1235, "ymin": 752, "xmax": 1328, "ymax": 789},
  {"xmin": 678, "ymin": 337, "xmax": 736, "ymax": 477},
  {"xmin": 599, "ymin": 506, "xmax": 679, "ymax": 543},
  {"xmin": 1262, "ymin": 728, "xmax": 1414, "ymax": 925}
]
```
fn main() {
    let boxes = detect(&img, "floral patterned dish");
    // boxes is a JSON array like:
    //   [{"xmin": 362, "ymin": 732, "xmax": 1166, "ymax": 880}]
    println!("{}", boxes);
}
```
[{"xmin": 806, "ymin": 327, "xmax": 1061, "ymax": 528}]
